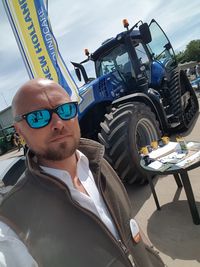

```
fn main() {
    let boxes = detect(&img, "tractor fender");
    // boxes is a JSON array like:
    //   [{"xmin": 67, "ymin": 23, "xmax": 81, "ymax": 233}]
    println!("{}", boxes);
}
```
[{"xmin": 112, "ymin": 91, "xmax": 169, "ymax": 133}]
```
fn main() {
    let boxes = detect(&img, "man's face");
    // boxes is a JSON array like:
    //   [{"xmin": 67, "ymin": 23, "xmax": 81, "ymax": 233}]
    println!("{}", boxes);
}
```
[{"xmin": 15, "ymin": 82, "xmax": 80, "ymax": 162}]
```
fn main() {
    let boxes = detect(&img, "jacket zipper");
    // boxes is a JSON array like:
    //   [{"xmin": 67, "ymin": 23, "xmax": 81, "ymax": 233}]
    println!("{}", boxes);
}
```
[
  {"xmin": 118, "ymin": 240, "xmax": 135, "ymax": 267},
  {"xmin": 96, "ymin": 175, "xmax": 135, "ymax": 267},
  {"xmin": 73, "ymin": 200, "xmax": 134, "ymax": 267},
  {"xmin": 97, "ymin": 177, "xmax": 136, "ymax": 266}
]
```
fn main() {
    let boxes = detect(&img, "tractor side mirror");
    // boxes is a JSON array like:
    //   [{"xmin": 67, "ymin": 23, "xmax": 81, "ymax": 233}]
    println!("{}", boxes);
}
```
[
  {"xmin": 139, "ymin": 23, "xmax": 152, "ymax": 44},
  {"xmin": 75, "ymin": 68, "xmax": 82, "ymax": 82}
]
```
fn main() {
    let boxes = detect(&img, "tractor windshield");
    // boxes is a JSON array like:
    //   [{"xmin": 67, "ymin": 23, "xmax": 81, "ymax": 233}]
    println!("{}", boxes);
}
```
[{"xmin": 95, "ymin": 44, "xmax": 134, "ymax": 78}]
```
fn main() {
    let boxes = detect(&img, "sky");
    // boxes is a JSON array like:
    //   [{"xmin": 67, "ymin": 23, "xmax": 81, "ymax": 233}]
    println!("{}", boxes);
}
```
[{"xmin": 0, "ymin": 0, "xmax": 200, "ymax": 111}]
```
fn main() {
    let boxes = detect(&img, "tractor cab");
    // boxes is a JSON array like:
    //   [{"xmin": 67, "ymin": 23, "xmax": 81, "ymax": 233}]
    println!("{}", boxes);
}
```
[{"xmin": 72, "ymin": 19, "xmax": 177, "ymax": 94}]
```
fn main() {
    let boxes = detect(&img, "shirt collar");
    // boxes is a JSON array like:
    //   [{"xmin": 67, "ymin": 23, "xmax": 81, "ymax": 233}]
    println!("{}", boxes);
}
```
[{"xmin": 40, "ymin": 150, "xmax": 89, "ymax": 186}]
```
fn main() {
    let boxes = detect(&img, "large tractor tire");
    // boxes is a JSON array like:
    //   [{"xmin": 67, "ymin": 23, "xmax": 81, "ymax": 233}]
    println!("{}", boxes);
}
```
[{"xmin": 98, "ymin": 102, "xmax": 161, "ymax": 184}]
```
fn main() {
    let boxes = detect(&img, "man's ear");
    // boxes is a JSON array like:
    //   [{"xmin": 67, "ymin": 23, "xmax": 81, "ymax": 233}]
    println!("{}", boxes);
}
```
[{"xmin": 14, "ymin": 123, "xmax": 23, "ymax": 138}]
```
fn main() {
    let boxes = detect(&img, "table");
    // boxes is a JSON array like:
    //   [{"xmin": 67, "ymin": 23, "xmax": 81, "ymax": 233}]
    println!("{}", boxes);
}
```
[{"xmin": 140, "ymin": 142, "xmax": 200, "ymax": 225}]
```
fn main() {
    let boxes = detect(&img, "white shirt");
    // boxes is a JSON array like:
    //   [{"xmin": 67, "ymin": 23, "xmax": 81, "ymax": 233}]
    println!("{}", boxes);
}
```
[
  {"xmin": 0, "ymin": 150, "xmax": 119, "ymax": 266},
  {"xmin": 0, "ymin": 223, "xmax": 38, "ymax": 267},
  {"xmin": 41, "ymin": 150, "xmax": 119, "ymax": 239}
]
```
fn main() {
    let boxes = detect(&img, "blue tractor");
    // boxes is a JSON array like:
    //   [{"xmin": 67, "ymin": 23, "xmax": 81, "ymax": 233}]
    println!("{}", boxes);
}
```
[{"xmin": 72, "ymin": 19, "xmax": 199, "ymax": 184}]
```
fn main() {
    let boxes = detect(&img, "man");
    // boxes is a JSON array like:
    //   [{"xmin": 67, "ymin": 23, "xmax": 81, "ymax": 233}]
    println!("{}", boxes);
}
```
[
  {"xmin": 0, "ymin": 78, "xmax": 165, "ymax": 267},
  {"xmin": 195, "ymin": 64, "xmax": 200, "ymax": 77}
]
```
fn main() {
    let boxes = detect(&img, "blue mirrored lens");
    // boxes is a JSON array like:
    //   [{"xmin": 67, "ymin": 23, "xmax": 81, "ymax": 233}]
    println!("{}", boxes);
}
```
[
  {"xmin": 57, "ymin": 103, "xmax": 77, "ymax": 120},
  {"xmin": 26, "ymin": 110, "xmax": 50, "ymax": 128}
]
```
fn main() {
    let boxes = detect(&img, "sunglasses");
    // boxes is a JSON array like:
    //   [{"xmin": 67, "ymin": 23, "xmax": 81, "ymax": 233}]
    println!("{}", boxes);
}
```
[{"xmin": 14, "ymin": 102, "xmax": 78, "ymax": 129}]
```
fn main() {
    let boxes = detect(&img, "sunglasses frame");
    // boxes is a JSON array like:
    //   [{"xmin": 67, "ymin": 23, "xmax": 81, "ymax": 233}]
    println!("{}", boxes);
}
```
[{"xmin": 14, "ymin": 102, "xmax": 78, "ymax": 129}]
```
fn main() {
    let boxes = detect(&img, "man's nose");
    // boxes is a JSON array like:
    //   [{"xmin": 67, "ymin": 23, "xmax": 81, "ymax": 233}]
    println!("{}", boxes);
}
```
[{"xmin": 50, "ymin": 112, "xmax": 65, "ymax": 131}]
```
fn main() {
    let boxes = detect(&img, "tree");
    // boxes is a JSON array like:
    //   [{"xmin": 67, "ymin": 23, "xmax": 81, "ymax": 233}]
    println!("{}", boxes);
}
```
[
  {"xmin": 184, "ymin": 40, "xmax": 200, "ymax": 62},
  {"xmin": 176, "ymin": 51, "xmax": 186, "ymax": 63}
]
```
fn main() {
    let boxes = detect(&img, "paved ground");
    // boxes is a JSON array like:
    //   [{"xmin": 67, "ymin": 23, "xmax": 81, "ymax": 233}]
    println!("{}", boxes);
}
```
[{"xmin": 1, "ymin": 95, "xmax": 200, "ymax": 266}]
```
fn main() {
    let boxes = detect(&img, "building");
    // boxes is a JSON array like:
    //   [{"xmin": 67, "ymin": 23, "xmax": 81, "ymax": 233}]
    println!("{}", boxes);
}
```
[{"xmin": 0, "ymin": 106, "xmax": 13, "ymax": 129}]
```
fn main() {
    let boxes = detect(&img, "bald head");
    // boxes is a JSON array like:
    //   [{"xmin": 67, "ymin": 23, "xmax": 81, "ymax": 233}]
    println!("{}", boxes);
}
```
[
  {"xmin": 12, "ymin": 78, "xmax": 80, "ymax": 164},
  {"xmin": 12, "ymin": 78, "xmax": 71, "ymax": 117}
]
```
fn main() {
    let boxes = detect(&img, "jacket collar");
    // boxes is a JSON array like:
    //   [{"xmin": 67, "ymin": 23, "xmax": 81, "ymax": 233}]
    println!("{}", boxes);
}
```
[{"xmin": 78, "ymin": 138, "xmax": 105, "ymax": 183}]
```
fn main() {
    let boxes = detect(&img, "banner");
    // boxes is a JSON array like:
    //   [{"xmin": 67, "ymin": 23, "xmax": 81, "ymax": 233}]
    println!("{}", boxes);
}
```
[{"xmin": 3, "ymin": 0, "xmax": 80, "ymax": 101}]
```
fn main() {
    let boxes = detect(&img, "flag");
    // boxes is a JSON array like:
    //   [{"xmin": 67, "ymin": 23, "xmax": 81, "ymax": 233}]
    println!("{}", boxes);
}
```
[{"xmin": 3, "ymin": 0, "xmax": 80, "ymax": 101}]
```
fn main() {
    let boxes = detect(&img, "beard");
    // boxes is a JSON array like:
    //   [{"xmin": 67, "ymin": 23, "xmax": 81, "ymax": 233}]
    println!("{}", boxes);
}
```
[
  {"xmin": 34, "ymin": 132, "xmax": 80, "ymax": 162},
  {"xmin": 39, "ymin": 139, "xmax": 80, "ymax": 161}
]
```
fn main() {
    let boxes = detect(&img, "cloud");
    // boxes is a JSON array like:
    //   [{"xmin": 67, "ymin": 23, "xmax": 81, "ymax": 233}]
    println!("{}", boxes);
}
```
[
  {"xmin": 0, "ymin": 0, "xmax": 200, "ymax": 111},
  {"xmin": 0, "ymin": 68, "xmax": 28, "ymax": 108},
  {"xmin": 150, "ymin": 1, "xmax": 200, "ymax": 50},
  {"xmin": 48, "ymin": 0, "xmax": 200, "ymax": 64}
]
